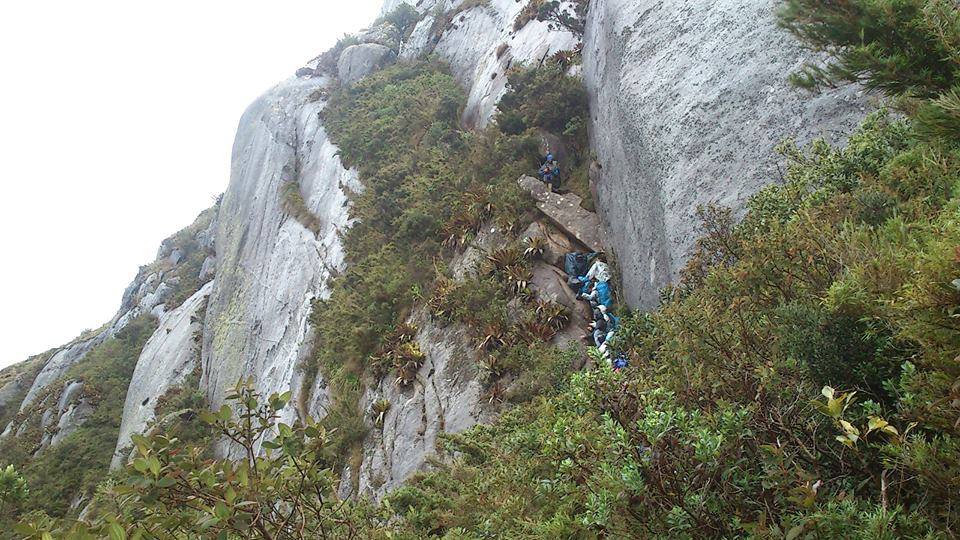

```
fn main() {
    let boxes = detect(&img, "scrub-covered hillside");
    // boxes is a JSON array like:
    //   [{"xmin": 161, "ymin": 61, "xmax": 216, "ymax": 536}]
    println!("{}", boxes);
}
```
[{"xmin": 4, "ymin": 0, "xmax": 960, "ymax": 538}]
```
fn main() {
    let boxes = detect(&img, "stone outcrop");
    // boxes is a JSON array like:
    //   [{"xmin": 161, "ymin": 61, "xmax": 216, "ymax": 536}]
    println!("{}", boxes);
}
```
[
  {"xmin": 201, "ymin": 75, "xmax": 359, "ymax": 430},
  {"xmin": 351, "ymin": 308, "xmax": 492, "ymax": 499},
  {"xmin": 519, "ymin": 176, "xmax": 607, "ymax": 252},
  {"xmin": 388, "ymin": 0, "xmax": 578, "ymax": 127},
  {"xmin": 337, "ymin": 44, "xmax": 397, "ymax": 86},
  {"xmin": 112, "ymin": 281, "xmax": 213, "ymax": 468},
  {"xmin": 582, "ymin": 0, "xmax": 867, "ymax": 307}
]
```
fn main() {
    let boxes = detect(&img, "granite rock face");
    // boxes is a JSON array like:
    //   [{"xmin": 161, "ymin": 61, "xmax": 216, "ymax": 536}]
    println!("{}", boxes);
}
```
[
  {"xmin": 386, "ymin": 0, "xmax": 578, "ymax": 128},
  {"xmin": 351, "ymin": 308, "xmax": 491, "ymax": 499},
  {"xmin": 337, "ymin": 43, "xmax": 397, "ymax": 86},
  {"xmin": 112, "ymin": 281, "xmax": 213, "ymax": 468},
  {"xmin": 582, "ymin": 0, "xmax": 867, "ymax": 307},
  {"xmin": 201, "ymin": 75, "xmax": 359, "ymax": 430}
]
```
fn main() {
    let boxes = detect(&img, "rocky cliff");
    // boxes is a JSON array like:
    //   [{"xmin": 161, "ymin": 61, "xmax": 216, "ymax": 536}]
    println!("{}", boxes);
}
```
[
  {"xmin": 1, "ymin": 0, "xmax": 871, "ymax": 510},
  {"xmin": 582, "ymin": 0, "xmax": 866, "ymax": 307}
]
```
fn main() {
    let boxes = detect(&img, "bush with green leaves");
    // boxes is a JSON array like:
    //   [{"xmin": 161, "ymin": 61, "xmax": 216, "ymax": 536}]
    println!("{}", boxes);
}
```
[
  {"xmin": 15, "ymin": 380, "xmax": 392, "ymax": 540},
  {"xmin": 305, "ymin": 60, "xmax": 588, "ymax": 465},
  {"xmin": 365, "ymin": 102, "xmax": 960, "ymax": 537},
  {"xmin": 0, "ymin": 465, "xmax": 28, "ymax": 522}
]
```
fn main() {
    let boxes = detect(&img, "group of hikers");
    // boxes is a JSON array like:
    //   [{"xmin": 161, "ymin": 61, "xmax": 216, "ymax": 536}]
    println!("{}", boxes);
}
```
[
  {"xmin": 535, "ymin": 150, "xmax": 627, "ymax": 370},
  {"xmin": 564, "ymin": 252, "xmax": 629, "ymax": 371}
]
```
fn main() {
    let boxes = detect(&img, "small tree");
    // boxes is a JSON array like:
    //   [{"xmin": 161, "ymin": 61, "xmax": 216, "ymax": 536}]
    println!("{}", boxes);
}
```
[
  {"xmin": 536, "ymin": 0, "xmax": 589, "ymax": 37},
  {"xmin": 0, "ymin": 464, "xmax": 28, "ymax": 520},
  {"xmin": 778, "ymin": 0, "xmax": 960, "ymax": 97},
  {"xmin": 379, "ymin": 3, "xmax": 421, "ymax": 36},
  {"xmin": 17, "ymin": 380, "xmax": 380, "ymax": 539}
]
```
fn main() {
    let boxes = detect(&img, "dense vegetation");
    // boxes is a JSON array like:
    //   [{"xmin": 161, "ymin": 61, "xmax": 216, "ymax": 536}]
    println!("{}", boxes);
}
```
[
  {"xmin": 305, "ymin": 59, "xmax": 591, "ymax": 469},
  {"xmin": 375, "ymin": 2, "xmax": 960, "ymax": 536},
  {"xmin": 8, "ymin": 0, "xmax": 960, "ymax": 537},
  {"xmin": 0, "ymin": 315, "xmax": 157, "ymax": 522}
]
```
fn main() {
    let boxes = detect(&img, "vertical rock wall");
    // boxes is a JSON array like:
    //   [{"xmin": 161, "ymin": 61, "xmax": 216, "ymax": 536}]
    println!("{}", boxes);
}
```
[
  {"xmin": 582, "ymin": 0, "xmax": 867, "ymax": 308},
  {"xmin": 112, "ymin": 281, "xmax": 213, "ymax": 467},
  {"xmin": 200, "ymin": 75, "xmax": 360, "ymax": 427}
]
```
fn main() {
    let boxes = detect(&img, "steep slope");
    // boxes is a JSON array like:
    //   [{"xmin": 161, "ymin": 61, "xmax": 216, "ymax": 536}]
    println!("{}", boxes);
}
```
[
  {"xmin": 0, "ymin": 207, "xmax": 217, "ymax": 513},
  {"xmin": 582, "ymin": 0, "xmax": 866, "ymax": 307},
  {"xmin": 2, "ymin": 0, "xmax": 878, "ymax": 517},
  {"xmin": 200, "ymin": 74, "xmax": 358, "ymax": 430}
]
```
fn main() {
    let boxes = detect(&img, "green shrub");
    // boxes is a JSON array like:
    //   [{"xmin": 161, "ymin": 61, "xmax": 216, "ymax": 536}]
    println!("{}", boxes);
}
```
[{"xmin": 0, "ymin": 315, "xmax": 157, "ymax": 519}]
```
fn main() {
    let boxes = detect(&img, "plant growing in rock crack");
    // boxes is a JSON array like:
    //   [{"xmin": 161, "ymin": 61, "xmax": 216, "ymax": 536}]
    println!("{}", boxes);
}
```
[
  {"xmin": 523, "ymin": 235, "xmax": 548, "ymax": 259},
  {"xmin": 476, "ymin": 320, "xmax": 508, "ymax": 352},
  {"xmin": 517, "ymin": 318, "xmax": 557, "ymax": 344},
  {"xmin": 534, "ymin": 299, "xmax": 570, "ymax": 331},
  {"xmin": 427, "ymin": 276, "xmax": 457, "ymax": 319},
  {"xmin": 371, "ymin": 323, "xmax": 422, "ymax": 378},
  {"xmin": 371, "ymin": 399, "xmax": 392, "ymax": 429},
  {"xmin": 477, "ymin": 354, "xmax": 507, "ymax": 381},
  {"xmin": 504, "ymin": 265, "xmax": 533, "ymax": 297},
  {"xmin": 483, "ymin": 380, "xmax": 507, "ymax": 404},
  {"xmin": 486, "ymin": 245, "xmax": 526, "ymax": 274},
  {"xmin": 393, "ymin": 342, "xmax": 426, "ymax": 386}
]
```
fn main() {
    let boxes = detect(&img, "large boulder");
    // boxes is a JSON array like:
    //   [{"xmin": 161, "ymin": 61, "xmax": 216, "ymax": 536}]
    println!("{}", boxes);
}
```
[
  {"xmin": 519, "ymin": 176, "xmax": 607, "ymax": 252},
  {"xmin": 337, "ymin": 43, "xmax": 397, "ymax": 86}
]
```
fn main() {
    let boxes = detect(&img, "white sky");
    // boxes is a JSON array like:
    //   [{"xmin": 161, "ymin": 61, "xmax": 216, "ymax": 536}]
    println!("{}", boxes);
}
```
[{"xmin": 0, "ymin": 0, "xmax": 383, "ymax": 368}]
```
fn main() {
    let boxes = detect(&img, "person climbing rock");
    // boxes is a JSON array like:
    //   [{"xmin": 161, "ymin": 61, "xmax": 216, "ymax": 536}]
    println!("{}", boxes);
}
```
[
  {"xmin": 538, "ymin": 152, "xmax": 561, "ymax": 192},
  {"xmin": 612, "ymin": 353, "xmax": 629, "ymax": 371},
  {"xmin": 584, "ymin": 256, "xmax": 610, "ymax": 283},
  {"xmin": 579, "ymin": 279, "xmax": 612, "ymax": 310}
]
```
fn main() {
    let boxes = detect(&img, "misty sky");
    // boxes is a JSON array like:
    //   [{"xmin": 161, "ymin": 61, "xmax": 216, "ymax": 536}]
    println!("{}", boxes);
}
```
[{"xmin": 0, "ymin": 0, "xmax": 383, "ymax": 368}]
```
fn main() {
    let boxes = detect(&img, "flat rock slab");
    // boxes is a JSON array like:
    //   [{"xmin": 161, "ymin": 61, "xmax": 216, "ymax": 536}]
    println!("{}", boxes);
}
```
[{"xmin": 519, "ymin": 176, "xmax": 606, "ymax": 252}]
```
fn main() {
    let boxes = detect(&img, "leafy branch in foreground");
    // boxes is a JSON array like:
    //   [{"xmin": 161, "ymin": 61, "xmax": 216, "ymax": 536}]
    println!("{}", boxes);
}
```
[{"xmin": 16, "ymin": 380, "xmax": 383, "ymax": 540}]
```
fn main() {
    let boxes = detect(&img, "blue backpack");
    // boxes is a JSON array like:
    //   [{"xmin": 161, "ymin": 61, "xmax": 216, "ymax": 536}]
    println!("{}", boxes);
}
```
[{"xmin": 595, "ymin": 281, "xmax": 612, "ymax": 309}]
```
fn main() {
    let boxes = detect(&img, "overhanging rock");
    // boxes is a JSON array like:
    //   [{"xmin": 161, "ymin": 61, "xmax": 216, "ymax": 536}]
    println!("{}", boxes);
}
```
[{"xmin": 519, "ymin": 176, "xmax": 606, "ymax": 252}]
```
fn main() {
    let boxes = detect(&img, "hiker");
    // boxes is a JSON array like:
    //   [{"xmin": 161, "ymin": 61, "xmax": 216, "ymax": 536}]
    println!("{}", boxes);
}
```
[
  {"xmin": 612, "ymin": 353, "xmax": 629, "ymax": 371},
  {"xmin": 579, "ymin": 279, "xmax": 612, "ymax": 310},
  {"xmin": 539, "ymin": 162, "xmax": 554, "ymax": 183},
  {"xmin": 538, "ymin": 152, "xmax": 561, "ymax": 192},
  {"xmin": 588, "ymin": 305, "xmax": 618, "ymax": 348},
  {"xmin": 588, "ymin": 318, "xmax": 608, "ymax": 348},
  {"xmin": 548, "ymin": 161, "xmax": 561, "ymax": 190},
  {"xmin": 584, "ymin": 258, "xmax": 610, "ymax": 283}
]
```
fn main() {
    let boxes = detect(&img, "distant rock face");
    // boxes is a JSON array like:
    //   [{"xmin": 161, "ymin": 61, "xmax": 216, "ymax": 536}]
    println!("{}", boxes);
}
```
[
  {"xmin": 582, "ymin": 0, "xmax": 867, "ymax": 308},
  {"xmin": 337, "ymin": 44, "xmax": 397, "ymax": 86},
  {"xmin": 201, "ymin": 75, "xmax": 360, "ymax": 429},
  {"xmin": 112, "ymin": 282, "xmax": 213, "ymax": 468},
  {"xmin": 389, "ymin": 0, "xmax": 578, "ymax": 128}
]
